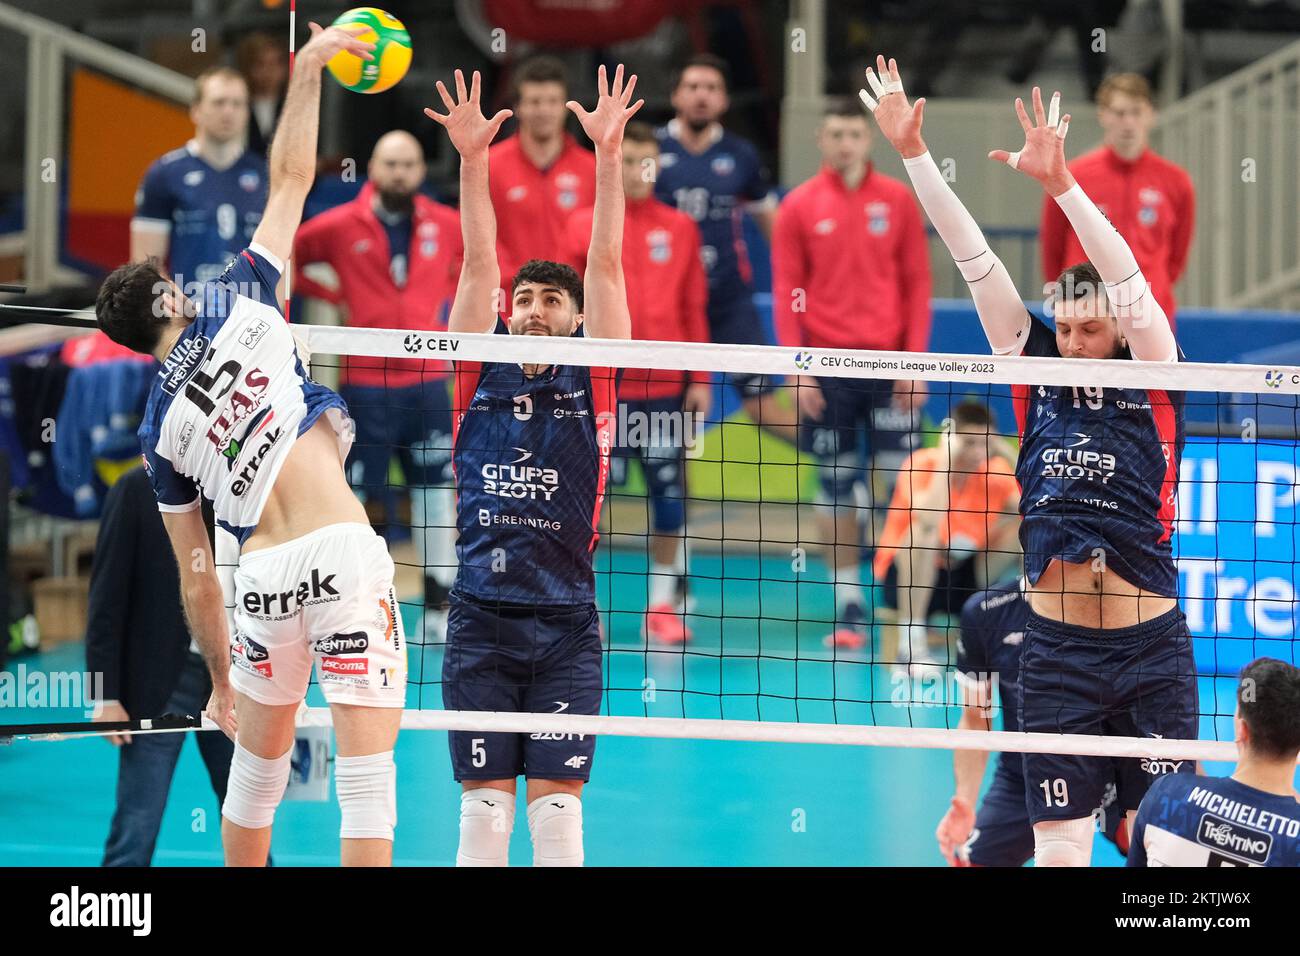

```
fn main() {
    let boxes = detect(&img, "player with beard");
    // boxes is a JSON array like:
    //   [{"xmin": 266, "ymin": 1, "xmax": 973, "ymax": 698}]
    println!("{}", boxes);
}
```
[
  {"xmin": 864, "ymin": 56, "xmax": 1196, "ymax": 867},
  {"xmin": 426, "ymin": 66, "xmax": 638, "ymax": 866},
  {"xmin": 293, "ymin": 131, "xmax": 463, "ymax": 640}
]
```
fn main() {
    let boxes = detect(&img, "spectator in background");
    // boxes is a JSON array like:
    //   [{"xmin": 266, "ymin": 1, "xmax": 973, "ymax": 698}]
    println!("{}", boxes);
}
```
[
  {"xmin": 87, "ymin": 465, "xmax": 233, "ymax": 867},
  {"xmin": 870, "ymin": 404, "xmax": 1020, "ymax": 670},
  {"xmin": 131, "ymin": 67, "xmax": 269, "ymax": 293},
  {"xmin": 293, "ymin": 131, "xmax": 463, "ymax": 639},
  {"xmin": 1040, "ymin": 73, "xmax": 1194, "ymax": 326},
  {"xmin": 772, "ymin": 97, "xmax": 932, "ymax": 646},
  {"xmin": 568, "ymin": 121, "xmax": 712, "ymax": 645},
  {"xmin": 655, "ymin": 54, "xmax": 795, "ymax": 443},
  {"xmin": 237, "ymin": 32, "xmax": 289, "ymax": 158},
  {"xmin": 490, "ymin": 56, "xmax": 596, "ymax": 289}
]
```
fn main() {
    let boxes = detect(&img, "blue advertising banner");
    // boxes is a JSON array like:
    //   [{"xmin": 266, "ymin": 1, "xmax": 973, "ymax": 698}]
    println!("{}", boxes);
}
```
[{"xmin": 1177, "ymin": 437, "xmax": 1300, "ymax": 674}]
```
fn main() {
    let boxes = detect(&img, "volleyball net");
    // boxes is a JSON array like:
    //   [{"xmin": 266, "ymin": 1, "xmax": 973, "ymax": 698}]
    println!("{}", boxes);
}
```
[{"xmin": 258, "ymin": 320, "xmax": 1300, "ymax": 763}]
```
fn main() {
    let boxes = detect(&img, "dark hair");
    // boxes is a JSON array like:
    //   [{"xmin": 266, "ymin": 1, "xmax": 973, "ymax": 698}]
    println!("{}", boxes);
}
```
[
  {"xmin": 823, "ymin": 96, "xmax": 867, "ymax": 121},
  {"xmin": 623, "ymin": 121, "xmax": 657, "ymax": 146},
  {"xmin": 95, "ymin": 261, "xmax": 170, "ymax": 354},
  {"xmin": 672, "ymin": 53, "xmax": 730, "ymax": 92},
  {"xmin": 1238, "ymin": 658, "xmax": 1300, "ymax": 761},
  {"xmin": 512, "ymin": 259, "xmax": 584, "ymax": 312},
  {"xmin": 1053, "ymin": 261, "xmax": 1108, "ymax": 309},
  {"xmin": 514, "ymin": 56, "xmax": 568, "ymax": 98},
  {"xmin": 192, "ymin": 66, "xmax": 248, "ymax": 107},
  {"xmin": 952, "ymin": 400, "xmax": 995, "ymax": 431}
]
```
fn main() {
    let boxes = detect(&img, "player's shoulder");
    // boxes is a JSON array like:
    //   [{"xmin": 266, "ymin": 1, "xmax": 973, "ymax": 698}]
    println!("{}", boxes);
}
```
[{"xmin": 156, "ymin": 145, "xmax": 194, "ymax": 169}]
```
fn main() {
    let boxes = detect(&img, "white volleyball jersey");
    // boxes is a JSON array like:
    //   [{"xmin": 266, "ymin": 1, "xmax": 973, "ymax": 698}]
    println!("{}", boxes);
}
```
[{"xmin": 138, "ymin": 244, "xmax": 353, "ymax": 543}]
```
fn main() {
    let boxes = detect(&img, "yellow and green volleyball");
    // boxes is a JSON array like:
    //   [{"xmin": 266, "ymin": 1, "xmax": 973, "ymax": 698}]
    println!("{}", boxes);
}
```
[{"xmin": 326, "ymin": 7, "xmax": 412, "ymax": 94}]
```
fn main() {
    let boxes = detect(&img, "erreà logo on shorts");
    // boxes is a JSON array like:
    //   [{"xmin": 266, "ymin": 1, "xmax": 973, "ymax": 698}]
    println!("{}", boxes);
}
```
[
  {"xmin": 1196, "ymin": 813, "xmax": 1272, "ymax": 864},
  {"xmin": 242, "ymin": 568, "xmax": 341, "ymax": 617},
  {"xmin": 50, "ymin": 886, "xmax": 151, "ymax": 936},
  {"xmin": 160, "ymin": 335, "xmax": 210, "ymax": 394}
]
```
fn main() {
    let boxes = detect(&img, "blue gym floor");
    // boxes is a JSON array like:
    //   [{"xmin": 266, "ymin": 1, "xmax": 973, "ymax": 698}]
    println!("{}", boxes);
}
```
[{"xmin": 2, "ymin": 550, "xmax": 1240, "ymax": 866}]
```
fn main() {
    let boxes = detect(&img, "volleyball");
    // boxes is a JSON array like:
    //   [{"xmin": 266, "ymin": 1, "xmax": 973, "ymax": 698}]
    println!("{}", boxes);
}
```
[{"xmin": 325, "ymin": 7, "xmax": 412, "ymax": 94}]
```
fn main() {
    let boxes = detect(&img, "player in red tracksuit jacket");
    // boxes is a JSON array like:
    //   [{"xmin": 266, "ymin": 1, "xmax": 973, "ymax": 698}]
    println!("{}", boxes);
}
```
[
  {"xmin": 568, "ymin": 122, "xmax": 712, "ymax": 644},
  {"xmin": 772, "ymin": 97, "xmax": 932, "ymax": 648},
  {"xmin": 1040, "ymin": 73, "xmax": 1194, "ymax": 326},
  {"xmin": 292, "ymin": 131, "xmax": 462, "ymax": 637},
  {"xmin": 491, "ymin": 56, "xmax": 596, "ymax": 290}
]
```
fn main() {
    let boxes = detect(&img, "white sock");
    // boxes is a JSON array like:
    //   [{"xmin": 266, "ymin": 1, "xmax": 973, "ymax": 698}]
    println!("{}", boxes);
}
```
[
  {"xmin": 411, "ymin": 485, "xmax": 458, "ymax": 588},
  {"xmin": 834, "ymin": 568, "xmax": 862, "ymax": 614},
  {"xmin": 648, "ymin": 541, "xmax": 686, "ymax": 609}
]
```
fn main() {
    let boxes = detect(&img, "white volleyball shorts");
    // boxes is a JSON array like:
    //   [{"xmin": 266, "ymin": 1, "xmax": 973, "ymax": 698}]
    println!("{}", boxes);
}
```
[{"xmin": 229, "ymin": 522, "xmax": 407, "ymax": 707}]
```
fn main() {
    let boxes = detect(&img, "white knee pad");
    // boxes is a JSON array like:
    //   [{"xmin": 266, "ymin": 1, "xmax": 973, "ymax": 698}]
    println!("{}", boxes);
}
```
[
  {"xmin": 457, "ymin": 788, "xmax": 516, "ymax": 867},
  {"xmin": 336, "ymin": 751, "xmax": 397, "ymax": 841},
  {"xmin": 527, "ymin": 793, "xmax": 584, "ymax": 867},
  {"xmin": 1033, "ymin": 816, "xmax": 1095, "ymax": 867},
  {"xmin": 222, "ymin": 743, "xmax": 292, "ymax": 830}
]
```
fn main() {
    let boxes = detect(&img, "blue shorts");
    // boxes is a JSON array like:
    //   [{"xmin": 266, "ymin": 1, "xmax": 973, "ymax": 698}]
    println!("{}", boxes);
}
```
[
  {"xmin": 442, "ymin": 594, "xmax": 602, "ymax": 782},
  {"xmin": 708, "ymin": 294, "xmax": 780, "ymax": 398},
  {"xmin": 797, "ymin": 376, "xmax": 916, "ymax": 503},
  {"xmin": 610, "ymin": 396, "xmax": 687, "ymax": 533},
  {"xmin": 341, "ymin": 379, "xmax": 454, "ymax": 501},
  {"xmin": 1019, "ymin": 607, "xmax": 1199, "ymax": 824},
  {"xmin": 961, "ymin": 771, "xmax": 1034, "ymax": 867}
]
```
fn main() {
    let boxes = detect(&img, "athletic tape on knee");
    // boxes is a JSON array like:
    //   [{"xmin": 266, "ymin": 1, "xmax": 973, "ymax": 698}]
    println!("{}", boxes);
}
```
[
  {"xmin": 1033, "ymin": 815, "xmax": 1095, "ymax": 868},
  {"xmin": 336, "ymin": 751, "xmax": 397, "ymax": 841},
  {"xmin": 222, "ymin": 743, "xmax": 292, "ymax": 830},
  {"xmin": 527, "ymin": 793, "xmax": 584, "ymax": 867},
  {"xmin": 457, "ymin": 788, "xmax": 516, "ymax": 867}
]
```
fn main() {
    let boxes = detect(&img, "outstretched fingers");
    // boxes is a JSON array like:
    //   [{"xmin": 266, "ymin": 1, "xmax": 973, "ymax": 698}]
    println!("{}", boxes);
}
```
[
  {"xmin": 1031, "ymin": 85, "xmax": 1046, "ymax": 126},
  {"xmin": 1014, "ymin": 96, "xmax": 1032, "ymax": 133},
  {"xmin": 454, "ymin": 68, "xmax": 468, "ymax": 103}
]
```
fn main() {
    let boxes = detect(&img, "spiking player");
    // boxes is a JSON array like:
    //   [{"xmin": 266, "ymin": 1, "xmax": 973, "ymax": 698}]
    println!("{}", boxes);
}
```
[
  {"xmin": 425, "ymin": 66, "xmax": 640, "ymax": 866},
  {"xmin": 95, "ymin": 23, "xmax": 405, "ymax": 867},
  {"xmin": 864, "ymin": 56, "xmax": 1197, "ymax": 867},
  {"xmin": 1129, "ymin": 658, "xmax": 1300, "ymax": 867}
]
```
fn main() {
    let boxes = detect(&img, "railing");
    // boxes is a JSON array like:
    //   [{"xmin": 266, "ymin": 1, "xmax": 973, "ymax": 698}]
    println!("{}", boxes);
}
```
[
  {"xmin": 0, "ymin": 2, "xmax": 193, "ymax": 292},
  {"xmin": 1152, "ymin": 38, "xmax": 1300, "ymax": 311}
]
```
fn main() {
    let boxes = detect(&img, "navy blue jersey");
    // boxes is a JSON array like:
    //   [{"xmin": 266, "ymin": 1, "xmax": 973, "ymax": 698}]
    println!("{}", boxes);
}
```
[
  {"xmin": 654, "ymin": 121, "xmax": 771, "ymax": 299},
  {"xmin": 1128, "ymin": 773, "xmax": 1300, "ymax": 867},
  {"xmin": 133, "ymin": 143, "xmax": 267, "ymax": 286},
  {"xmin": 956, "ymin": 583, "xmax": 1030, "ymax": 787},
  {"xmin": 451, "ymin": 325, "xmax": 617, "ymax": 606},
  {"xmin": 1013, "ymin": 315, "xmax": 1184, "ymax": 596}
]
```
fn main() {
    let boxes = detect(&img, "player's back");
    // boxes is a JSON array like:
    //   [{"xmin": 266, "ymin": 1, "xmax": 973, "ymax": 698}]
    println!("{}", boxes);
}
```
[
  {"xmin": 1129, "ymin": 773, "xmax": 1300, "ymax": 867},
  {"xmin": 139, "ymin": 246, "xmax": 354, "ymax": 546}
]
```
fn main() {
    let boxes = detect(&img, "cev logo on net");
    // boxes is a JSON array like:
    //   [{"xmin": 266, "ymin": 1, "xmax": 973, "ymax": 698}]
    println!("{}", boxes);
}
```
[{"xmin": 794, "ymin": 351, "xmax": 813, "ymax": 371}]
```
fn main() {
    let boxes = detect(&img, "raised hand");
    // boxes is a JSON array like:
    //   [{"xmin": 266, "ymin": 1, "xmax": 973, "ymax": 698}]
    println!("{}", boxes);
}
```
[
  {"xmin": 425, "ymin": 69, "xmax": 513, "ymax": 157},
  {"xmin": 568, "ymin": 64, "xmax": 644, "ymax": 153},
  {"xmin": 298, "ymin": 20, "xmax": 376, "ymax": 69},
  {"xmin": 988, "ymin": 87, "xmax": 1074, "ymax": 195},
  {"xmin": 860, "ymin": 55, "xmax": 927, "ymax": 158}
]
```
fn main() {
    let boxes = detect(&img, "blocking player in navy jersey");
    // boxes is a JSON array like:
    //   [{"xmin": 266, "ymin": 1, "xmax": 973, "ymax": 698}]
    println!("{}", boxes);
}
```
[
  {"xmin": 425, "ymin": 65, "xmax": 640, "ymax": 866},
  {"xmin": 655, "ymin": 54, "xmax": 796, "ymax": 442},
  {"xmin": 865, "ymin": 57, "xmax": 1196, "ymax": 867},
  {"xmin": 935, "ymin": 581, "xmax": 1033, "ymax": 866},
  {"xmin": 1129, "ymin": 658, "xmax": 1300, "ymax": 867},
  {"xmin": 132, "ymin": 67, "xmax": 269, "ymax": 291},
  {"xmin": 95, "ymin": 23, "xmax": 405, "ymax": 867}
]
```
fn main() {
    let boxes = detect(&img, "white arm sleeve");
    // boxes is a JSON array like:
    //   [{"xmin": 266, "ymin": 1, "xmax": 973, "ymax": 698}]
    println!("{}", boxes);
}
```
[
  {"xmin": 1053, "ymin": 184, "xmax": 1178, "ymax": 363},
  {"xmin": 902, "ymin": 152, "xmax": 1030, "ymax": 355}
]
